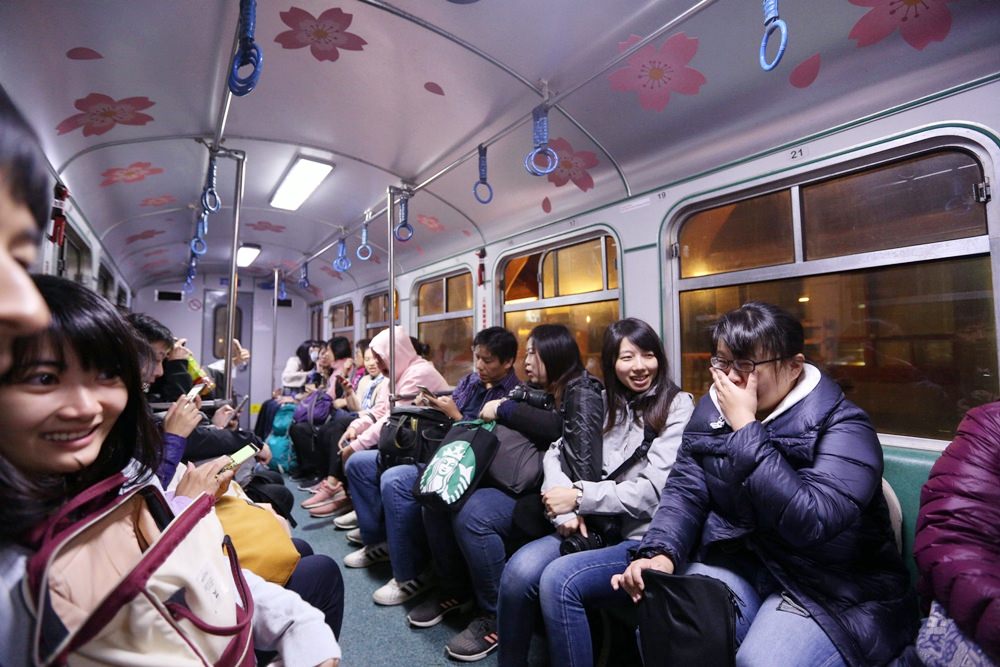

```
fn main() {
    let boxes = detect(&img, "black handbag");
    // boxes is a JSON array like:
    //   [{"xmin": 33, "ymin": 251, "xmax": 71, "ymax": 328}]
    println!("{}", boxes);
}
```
[
  {"xmin": 413, "ymin": 420, "xmax": 499, "ymax": 513},
  {"xmin": 485, "ymin": 424, "xmax": 545, "ymax": 495},
  {"xmin": 637, "ymin": 569, "xmax": 737, "ymax": 667},
  {"xmin": 376, "ymin": 406, "xmax": 453, "ymax": 474}
]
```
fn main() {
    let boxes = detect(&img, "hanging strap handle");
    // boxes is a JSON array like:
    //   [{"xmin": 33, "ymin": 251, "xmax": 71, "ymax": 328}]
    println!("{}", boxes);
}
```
[
  {"xmin": 759, "ymin": 0, "xmax": 788, "ymax": 71},
  {"xmin": 524, "ymin": 105, "xmax": 559, "ymax": 176},
  {"xmin": 473, "ymin": 144, "xmax": 493, "ymax": 204},
  {"xmin": 298, "ymin": 262, "xmax": 311, "ymax": 289},
  {"xmin": 333, "ymin": 238, "xmax": 352, "ymax": 272},
  {"xmin": 229, "ymin": 0, "xmax": 263, "ymax": 96},
  {"xmin": 356, "ymin": 217, "xmax": 373, "ymax": 260},
  {"xmin": 394, "ymin": 191, "xmax": 414, "ymax": 241}
]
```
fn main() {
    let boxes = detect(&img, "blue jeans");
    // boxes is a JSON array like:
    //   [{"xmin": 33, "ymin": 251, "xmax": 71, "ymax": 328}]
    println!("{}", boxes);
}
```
[
  {"xmin": 683, "ymin": 558, "xmax": 847, "ymax": 667},
  {"xmin": 498, "ymin": 534, "xmax": 637, "ymax": 667},
  {"xmin": 344, "ymin": 451, "xmax": 428, "ymax": 582},
  {"xmin": 423, "ymin": 487, "xmax": 516, "ymax": 615}
]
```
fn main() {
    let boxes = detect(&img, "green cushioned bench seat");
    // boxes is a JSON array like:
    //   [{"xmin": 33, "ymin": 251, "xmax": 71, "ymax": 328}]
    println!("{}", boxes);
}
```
[{"xmin": 881, "ymin": 445, "xmax": 940, "ymax": 584}]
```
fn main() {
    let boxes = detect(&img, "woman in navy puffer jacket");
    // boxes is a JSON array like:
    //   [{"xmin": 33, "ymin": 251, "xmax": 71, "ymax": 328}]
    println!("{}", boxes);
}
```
[
  {"xmin": 614, "ymin": 302, "xmax": 918, "ymax": 666},
  {"xmin": 914, "ymin": 401, "xmax": 1000, "ymax": 663}
]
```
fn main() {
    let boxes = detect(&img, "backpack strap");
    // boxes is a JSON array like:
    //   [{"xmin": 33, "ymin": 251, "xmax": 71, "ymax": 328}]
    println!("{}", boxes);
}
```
[{"xmin": 603, "ymin": 423, "xmax": 658, "ymax": 481}]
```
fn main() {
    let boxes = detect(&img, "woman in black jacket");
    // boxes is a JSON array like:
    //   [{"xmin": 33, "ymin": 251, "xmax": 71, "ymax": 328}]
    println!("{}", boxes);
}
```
[{"xmin": 614, "ymin": 302, "xmax": 917, "ymax": 667}]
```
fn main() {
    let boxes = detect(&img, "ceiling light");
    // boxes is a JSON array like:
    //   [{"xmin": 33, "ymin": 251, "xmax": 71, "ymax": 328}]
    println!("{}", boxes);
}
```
[
  {"xmin": 236, "ymin": 243, "xmax": 261, "ymax": 267},
  {"xmin": 269, "ymin": 156, "xmax": 334, "ymax": 210}
]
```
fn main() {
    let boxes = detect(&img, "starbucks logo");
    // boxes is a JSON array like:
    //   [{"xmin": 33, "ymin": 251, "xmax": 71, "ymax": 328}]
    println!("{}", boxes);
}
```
[{"xmin": 420, "ymin": 441, "xmax": 476, "ymax": 504}]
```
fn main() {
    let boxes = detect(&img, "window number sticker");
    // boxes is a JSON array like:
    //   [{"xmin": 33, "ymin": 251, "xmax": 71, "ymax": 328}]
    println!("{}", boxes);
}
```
[{"xmin": 788, "ymin": 146, "xmax": 807, "ymax": 161}]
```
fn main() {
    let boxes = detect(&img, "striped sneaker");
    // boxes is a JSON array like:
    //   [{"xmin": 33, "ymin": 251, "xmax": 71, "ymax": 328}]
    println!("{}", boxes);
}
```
[
  {"xmin": 407, "ymin": 592, "xmax": 474, "ymax": 628},
  {"xmin": 446, "ymin": 615, "xmax": 499, "ymax": 662},
  {"xmin": 343, "ymin": 542, "xmax": 389, "ymax": 568},
  {"xmin": 372, "ymin": 572, "xmax": 433, "ymax": 606}
]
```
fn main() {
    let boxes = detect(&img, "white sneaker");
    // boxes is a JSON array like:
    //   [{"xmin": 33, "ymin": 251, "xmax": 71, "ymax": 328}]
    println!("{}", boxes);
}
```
[
  {"xmin": 334, "ymin": 510, "xmax": 358, "ymax": 530},
  {"xmin": 346, "ymin": 528, "xmax": 363, "ymax": 546},
  {"xmin": 372, "ymin": 572, "xmax": 433, "ymax": 606},
  {"xmin": 343, "ymin": 542, "xmax": 390, "ymax": 568}
]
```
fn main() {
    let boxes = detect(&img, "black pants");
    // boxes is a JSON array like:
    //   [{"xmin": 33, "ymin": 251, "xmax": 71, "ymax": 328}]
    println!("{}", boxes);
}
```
[
  {"xmin": 315, "ymin": 412, "xmax": 355, "ymax": 483},
  {"xmin": 288, "ymin": 421, "xmax": 320, "ymax": 477}
]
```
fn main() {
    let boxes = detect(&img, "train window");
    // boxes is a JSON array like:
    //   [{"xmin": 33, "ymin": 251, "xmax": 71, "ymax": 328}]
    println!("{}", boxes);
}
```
[
  {"xmin": 363, "ymin": 291, "xmax": 398, "ymax": 338},
  {"xmin": 309, "ymin": 303, "xmax": 324, "ymax": 342},
  {"xmin": 501, "ymin": 233, "xmax": 621, "ymax": 378},
  {"xmin": 116, "ymin": 286, "xmax": 128, "ymax": 308},
  {"xmin": 60, "ymin": 225, "xmax": 92, "ymax": 285},
  {"xmin": 212, "ymin": 306, "xmax": 243, "ymax": 360},
  {"xmin": 416, "ymin": 271, "xmax": 474, "ymax": 384},
  {"xmin": 97, "ymin": 265, "xmax": 113, "ymax": 299},
  {"xmin": 802, "ymin": 150, "xmax": 987, "ymax": 259},
  {"xmin": 328, "ymin": 301, "xmax": 354, "ymax": 346},
  {"xmin": 675, "ymin": 145, "xmax": 996, "ymax": 441},
  {"xmin": 678, "ymin": 190, "xmax": 794, "ymax": 278}
]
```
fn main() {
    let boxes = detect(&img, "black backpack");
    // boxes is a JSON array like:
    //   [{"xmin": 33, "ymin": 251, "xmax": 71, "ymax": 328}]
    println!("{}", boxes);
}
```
[{"xmin": 376, "ymin": 406, "xmax": 453, "ymax": 475}]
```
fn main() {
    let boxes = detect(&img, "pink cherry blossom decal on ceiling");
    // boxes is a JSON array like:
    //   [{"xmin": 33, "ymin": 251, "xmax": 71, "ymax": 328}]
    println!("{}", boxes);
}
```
[
  {"xmin": 320, "ymin": 264, "xmax": 344, "ymax": 279},
  {"xmin": 125, "ymin": 229, "xmax": 165, "ymax": 245},
  {"xmin": 462, "ymin": 229, "xmax": 472, "ymax": 237},
  {"xmin": 140, "ymin": 259, "xmax": 169, "ymax": 271},
  {"xmin": 608, "ymin": 33, "xmax": 706, "ymax": 112},
  {"xmin": 275, "ymin": 7, "xmax": 367, "ymax": 62},
  {"xmin": 66, "ymin": 47, "xmax": 102, "ymax": 60},
  {"xmin": 56, "ymin": 93, "xmax": 155, "ymax": 136},
  {"xmin": 370, "ymin": 251, "xmax": 381, "ymax": 264},
  {"xmin": 424, "ymin": 82, "xmax": 445, "ymax": 95},
  {"xmin": 542, "ymin": 197, "xmax": 552, "ymax": 213},
  {"xmin": 307, "ymin": 285, "xmax": 324, "ymax": 298},
  {"xmin": 140, "ymin": 195, "xmax": 175, "ymax": 207},
  {"xmin": 144, "ymin": 248, "xmax": 168, "ymax": 257},
  {"xmin": 546, "ymin": 138, "xmax": 598, "ymax": 192},
  {"xmin": 248, "ymin": 220, "xmax": 287, "ymax": 233},
  {"xmin": 101, "ymin": 162, "xmax": 163, "ymax": 187},
  {"xmin": 789, "ymin": 54, "xmax": 822, "ymax": 88},
  {"xmin": 416, "ymin": 215, "xmax": 444, "ymax": 232},
  {"xmin": 849, "ymin": 0, "xmax": 955, "ymax": 50}
]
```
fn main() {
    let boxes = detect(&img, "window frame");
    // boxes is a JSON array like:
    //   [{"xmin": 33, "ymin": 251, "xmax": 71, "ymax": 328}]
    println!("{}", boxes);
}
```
[
  {"xmin": 667, "ymin": 132, "xmax": 998, "ymax": 450},
  {"xmin": 327, "ymin": 300, "xmax": 354, "ymax": 342},
  {"xmin": 362, "ymin": 290, "xmax": 398, "ymax": 337}
]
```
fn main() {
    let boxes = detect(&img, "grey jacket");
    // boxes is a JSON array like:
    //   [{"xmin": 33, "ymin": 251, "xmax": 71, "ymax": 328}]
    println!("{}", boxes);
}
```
[{"xmin": 542, "ymin": 391, "xmax": 694, "ymax": 540}]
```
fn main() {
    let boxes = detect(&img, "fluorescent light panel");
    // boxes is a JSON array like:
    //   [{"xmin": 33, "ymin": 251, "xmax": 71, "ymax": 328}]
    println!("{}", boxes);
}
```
[
  {"xmin": 236, "ymin": 243, "xmax": 261, "ymax": 267},
  {"xmin": 269, "ymin": 157, "xmax": 334, "ymax": 210}
]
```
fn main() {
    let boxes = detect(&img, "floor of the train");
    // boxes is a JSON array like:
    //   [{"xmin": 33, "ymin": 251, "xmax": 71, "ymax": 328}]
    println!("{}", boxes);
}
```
[{"xmin": 289, "ymin": 481, "xmax": 549, "ymax": 667}]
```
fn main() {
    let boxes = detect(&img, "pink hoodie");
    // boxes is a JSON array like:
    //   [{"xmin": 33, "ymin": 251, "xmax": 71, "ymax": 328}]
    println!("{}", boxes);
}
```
[{"xmin": 347, "ymin": 327, "xmax": 450, "ymax": 451}]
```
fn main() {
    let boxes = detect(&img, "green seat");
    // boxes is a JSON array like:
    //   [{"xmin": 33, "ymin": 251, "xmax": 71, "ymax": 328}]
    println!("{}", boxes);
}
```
[{"xmin": 881, "ymin": 445, "xmax": 940, "ymax": 584}]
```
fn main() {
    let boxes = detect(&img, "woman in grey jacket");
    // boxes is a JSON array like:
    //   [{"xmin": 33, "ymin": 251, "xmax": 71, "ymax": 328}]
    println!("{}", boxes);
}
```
[{"xmin": 497, "ymin": 318, "xmax": 694, "ymax": 667}]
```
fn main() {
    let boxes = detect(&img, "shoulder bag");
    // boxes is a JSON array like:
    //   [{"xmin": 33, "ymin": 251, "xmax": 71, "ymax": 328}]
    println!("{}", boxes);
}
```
[
  {"xmin": 414, "ymin": 420, "xmax": 499, "ymax": 513},
  {"xmin": 376, "ymin": 406, "xmax": 453, "ymax": 474}
]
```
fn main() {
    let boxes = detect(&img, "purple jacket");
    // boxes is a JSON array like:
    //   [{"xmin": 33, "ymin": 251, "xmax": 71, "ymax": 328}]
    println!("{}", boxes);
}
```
[{"xmin": 914, "ymin": 402, "xmax": 1000, "ymax": 661}]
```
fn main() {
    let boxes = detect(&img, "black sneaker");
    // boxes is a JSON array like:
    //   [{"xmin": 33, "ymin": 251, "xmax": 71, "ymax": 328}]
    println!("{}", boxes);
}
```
[
  {"xmin": 445, "ymin": 615, "xmax": 499, "ymax": 662},
  {"xmin": 406, "ymin": 592, "xmax": 474, "ymax": 628}
]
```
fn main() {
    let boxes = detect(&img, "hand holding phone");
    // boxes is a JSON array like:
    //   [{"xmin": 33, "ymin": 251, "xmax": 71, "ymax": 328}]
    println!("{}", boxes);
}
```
[
  {"xmin": 220, "ymin": 444, "xmax": 258, "ymax": 472},
  {"xmin": 416, "ymin": 385, "xmax": 434, "ymax": 397},
  {"xmin": 233, "ymin": 394, "xmax": 250, "ymax": 417},
  {"xmin": 185, "ymin": 383, "xmax": 204, "ymax": 401}
]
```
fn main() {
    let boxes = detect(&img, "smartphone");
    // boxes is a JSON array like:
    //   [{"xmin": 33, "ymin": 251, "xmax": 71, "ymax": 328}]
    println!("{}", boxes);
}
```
[
  {"xmin": 185, "ymin": 383, "xmax": 204, "ymax": 401},
  {"xmin": 220, "ymin": 444, "xmax": 258, "ymax": 472},
  {"xmin": 416, "ymin": 385, "xmax": 434, "ymax": 396},
  {"xmin": 233, "ymin": 394, "xmax": 250, "ymax": 417}
]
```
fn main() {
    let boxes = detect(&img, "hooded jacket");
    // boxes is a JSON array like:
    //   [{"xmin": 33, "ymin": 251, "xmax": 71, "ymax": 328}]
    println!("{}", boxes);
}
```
[
  {"xmin": 347, "ymin": 327, "xmax": 449, "ymax": 452},
  {"xmin": 636, "ymin": 366, "xmax": 918, "ymax": 666},
  {"xmin": 914, "ymin": 401, "xmax": 1000, "ymax": 661}
]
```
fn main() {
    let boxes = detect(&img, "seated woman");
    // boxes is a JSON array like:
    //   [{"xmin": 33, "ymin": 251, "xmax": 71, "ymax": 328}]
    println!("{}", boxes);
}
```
[
  {"xmin": 0, "ymin": 275, "xmax": 340, "ymax": 667},
  {"xmin": 497, "ymin": 318, "xmax": 693, "ymax": 666},
  {"xmin": 614, "ymin": 301, "xmax": 917, "ymax": 666},
  {"xmin": 913, "ymin": 401, "xmax": 1000, "ymax": 665}
]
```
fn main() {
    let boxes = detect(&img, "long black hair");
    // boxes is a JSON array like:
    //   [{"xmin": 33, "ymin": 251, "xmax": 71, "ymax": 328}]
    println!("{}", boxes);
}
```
[
  {"xmin": 712, "ymin": 301, "xmax": 804, "ymax": 360},
  {"xmin": 601, "ymin": 318, "xmax": 680, "ymax": 434},
  {"xmin": 0, "ymin": 275, "xmax": 160, "ymax": 542},
  {"xmin": 295, "ymin": 339, "xmax": 315, "ymax": 372},
  {"xmin": 528, "ymin": 323, "xmax": 585, "ymax": 405},
  {"xmin": 0, "ymin": 86, "xmax": 51, "ymax": 229}
]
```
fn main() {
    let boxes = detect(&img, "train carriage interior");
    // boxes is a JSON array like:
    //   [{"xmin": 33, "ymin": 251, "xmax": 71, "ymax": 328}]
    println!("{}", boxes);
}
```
[{"xmin": 1, "ymin": 0, "xmax": 999, "ymax": 664}]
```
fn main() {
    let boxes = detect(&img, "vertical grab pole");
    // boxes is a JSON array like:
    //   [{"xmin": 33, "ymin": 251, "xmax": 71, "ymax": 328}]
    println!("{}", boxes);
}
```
[
  {"xmin": 223, "ymin": 151, "xmax": 246, "ymax": 403},
  {"xmin": 271, "ymin": 266, "xmax": 280, "ymax": 396},
  {"xmin": 386, "ymin": 186, "xmax": 397, "ymax": 406}
]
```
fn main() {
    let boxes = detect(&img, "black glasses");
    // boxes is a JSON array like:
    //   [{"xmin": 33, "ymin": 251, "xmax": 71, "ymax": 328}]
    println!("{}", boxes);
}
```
[{"xmin": 709, "ymin": 356, "xmax": 784, "ymax": 374}]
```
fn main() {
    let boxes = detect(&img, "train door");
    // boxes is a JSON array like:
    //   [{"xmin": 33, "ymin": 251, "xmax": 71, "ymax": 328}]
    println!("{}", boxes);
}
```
[{"xmin": 201, "ymin": 289, "xmax": 253, "ymax": 430}]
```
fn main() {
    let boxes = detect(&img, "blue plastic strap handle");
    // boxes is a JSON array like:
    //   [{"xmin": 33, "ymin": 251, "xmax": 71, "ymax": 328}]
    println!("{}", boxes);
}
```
[
  {"xmin": 229, "ymin": 0, "xmax": 262, "ymax": 96},
  {"xmin": 278, "ymin": 278, "xmax": 288, "ymax": 300},
  {"xmin": 190, "ymin": 236, "xmax": 208, "ymax": 256},
  {"xmin": 394, "ymin": 195, "xmax": 413, "ymax": 242},
  {"xmin": 299, "ymin": 263, "xmax": 310, "ymax": 289},
  {"xmin": 525, "ymin": 105, "xmax": 559, "ymax": 176},
  {"xmin": 473, "ymin": 144, "xmax": 493, "ymax": 204},
  {"xmin": 333, "ymin": 239, "xmax": 352, "ymax": 272},
  {"xmin": 759, "ymin": 0, "xmax": 787, "ymax": 71},
  {"xmin": 356, "ymin": 223, "xmax": 373, "ymax": 260}
]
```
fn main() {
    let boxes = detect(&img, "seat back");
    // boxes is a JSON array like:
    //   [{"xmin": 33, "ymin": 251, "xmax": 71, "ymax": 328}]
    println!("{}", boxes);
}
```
[{"xmin": 881, "ymin": 445, "xmax": 940, "ymax": 583}]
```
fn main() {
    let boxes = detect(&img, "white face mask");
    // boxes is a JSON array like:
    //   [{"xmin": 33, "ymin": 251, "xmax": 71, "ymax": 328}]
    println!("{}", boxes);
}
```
[{"xmin": 309, "ymin": 350, "xmax": 320, "ymax": 362}]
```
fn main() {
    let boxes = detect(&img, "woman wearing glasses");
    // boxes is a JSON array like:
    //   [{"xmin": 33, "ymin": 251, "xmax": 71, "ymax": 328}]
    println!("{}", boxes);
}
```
[{"xmin": 613, "ymin": 301, "xmax": 917, "ymax": 666}]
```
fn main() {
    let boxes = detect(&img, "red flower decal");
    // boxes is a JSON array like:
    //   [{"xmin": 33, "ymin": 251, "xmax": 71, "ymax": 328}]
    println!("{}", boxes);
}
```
[
  {"xmin": 462, "ymin": 229, "xmax": 472, "ymax": 237},
  {"xmin": 542, "ymin": 197, "xmax": 552, "ymax": 213},
  {"xmin": 144, "ymin": 248, "xmax": 168, "ymax": 257},
  {"xmin": 424, "ymin": 82, "xmax": 445, "ymax": 96},
  {"xmin": 141, "ymin": 259, "xmax": 169, "ymax": 271},
  {"xmin": 125, "ymin": 229, "xmax": 165, "ymax": 245},
  {"xmin": 140, "ymin": 195, "xmax": 175, "ymax": 207},
  {"xmin": 307, "ymin": 285, "xmax": 324, "ymax": 298},
  {"xmin": 66, "ymin": 47, "xmax": 103, "ymax": 60},
  {"xmin": 56, "ymin": 93, "xmax": 155, "ymax": 136},
  {"xmin": 320, "ymin": 264, "xmax": 344, "ymax": 280},
  {"xmin": 370, "ymin": 251, "xmax": 381, "ymax": 264},
  {"xmin": 789, "ymin": 54, "xmax": 822, "ymax": 88},
  {"xmin": 416, "ymin": 215, "xmax": 444, "ymax": 232},
  {"xmin": 546, "ymin": 138, "xmax": 598, "ymax": 192},
  {"xmin": 849, "ymin": 0, "xmax": 954, "ymax": 50},
  {"xmin": 248, "ymin": 220, "xmax": 287, "ymax": 233},
  {"xmin": 608, "ymin": 33, "xmax": 706, "ymax": 112},
  {"xmin": 101, "ymin": 162, "xmax": 163, "ymax": 187},
  {"xmin": 275, "ymin": 7, "xmax": 367, "ymax": 62}
]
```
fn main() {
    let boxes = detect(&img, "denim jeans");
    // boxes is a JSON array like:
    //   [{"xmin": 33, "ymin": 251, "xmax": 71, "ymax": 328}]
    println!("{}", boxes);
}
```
[
  {"xmin": 343, "ymin": 450, "xmax": 428, "ymax": 582},
  {"xmin": 497, "ymin": 534, "xmax": 637, "ymax": 667},
  {"xmin": 423, "ymin": 487, "xmax": 516, "ymax": 615},
  {"xmin": 683, "ymin": 558, "xmax": 847, "ymax": 667}
]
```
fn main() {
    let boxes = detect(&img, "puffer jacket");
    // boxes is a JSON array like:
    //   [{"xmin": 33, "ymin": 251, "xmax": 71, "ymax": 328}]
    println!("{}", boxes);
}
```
[
  {"xmin": 914, "ymin": 401, "xmax": 1000, "ymax": 661},
  {"xmin": 636, "ymin": 366, "xmax": 918, "ymax": 666}
]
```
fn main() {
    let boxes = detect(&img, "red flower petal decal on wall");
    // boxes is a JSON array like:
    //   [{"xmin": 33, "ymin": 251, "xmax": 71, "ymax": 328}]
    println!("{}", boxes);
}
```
[
  {"xmin": 101, "ymin": 162, "xmax": 163, "ymax": 187},
  {"xmin": 275, "ymin": 6, "xmax": 367, "ymax": 62},
  {"xmin": 320, "ymin": 264, "xmax": 344, "ymax": 280},
  {"xmin": 608, "ymin": 33, "xmax": 706, "ymax": 112},
  {"xmin": 125, "ymin": 229, "xmax": 165, "ymax": 245},
  {"xmin": 542, "ymin": 197, "xmax": 552, "ymax": 213},
  {"xmin": 248, "ymin": 220, "xmax": 287, "ymax": 233},
  {"xmin": 424, "ymin": 82, "xmax": 445, "ymax": 95},
  {"xmin": 140, "ymin": 195, "xmax": 176, "ymax": 207},
  {"xmin": 66, "ymin": 47, "xmax": 103, "ymax": 60},
  {"xmin": 56, "ymin": 93, "xmax": 155, "ymax": 136},
  {"xmin": 546, "ymin": 138, "xmax": 598, "ymax": 192},
  {"xmin": 416, "ymin": 215, "xmax": 444, "ymax": 232},
  {"xmin": 848, "ymin": 0, "xmax": 954, "ymax": 50},
  {"xmin": 789, "ymin": 54, "xmax": 822, "ymax": 88}
]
